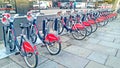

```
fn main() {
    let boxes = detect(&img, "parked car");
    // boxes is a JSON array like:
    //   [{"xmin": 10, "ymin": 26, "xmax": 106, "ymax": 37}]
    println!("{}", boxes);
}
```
[
  {"xmin": 60, "ymin": 2, "xmax": 70, "ymax": 9},
  {"xmin": 98, "ymin": 4, "xmax": 112, "ymax": 9},
  {"xmin": 76, "ymin": 2, "xmax": 86, "ymax": 8},
  {"xmin": 33, "ymin": 1, "xmax": 48, "ymax": 9},
  {"xmin": 87, "ymin": 2, "xmax": 95, "ymax": 8}
]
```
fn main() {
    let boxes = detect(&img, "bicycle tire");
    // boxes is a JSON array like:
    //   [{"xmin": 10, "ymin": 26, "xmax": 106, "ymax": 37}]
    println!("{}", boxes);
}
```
[
  {"xmin": 104, "ymin": 20, "xmax": 109, "ymax": 26},
  {"xmin": 72, "ymin": 28, "xmax": 87, "ymax": 40},
  {"xmin": 21, "ymin": 39, "xmax": 38, "ymax": 68},
  {"xmin": 66, "ymin": 20, "xmax": 73, "ymax": 28},
  {"xmin": 97, "ymin": 21, "xmax": 105, "ymax": 27},
  {"xmin": 46, "ymin": 42, "xmax": 61, "ymax": 55},
  {"xmin": 57, "ymin": 20, "xmax": 64, "ymax": 35},
  {"xmin": 85, "ymin": 25, "xmax": 93, "ymax": 36},
  {"xmin": 51, "ymin": 21, "xmax": 55, "ymax": 31},
  {"xmin": 29, "ymin": 27, "xmax": 37, "ymax": 44},
  {"xmin": 91, "ymin": 22, "xmax": 98, "ymax": 33},
  {"xmin": 8, "ymin": 31, "xmax": 16, "ymax": 52},
  {"xmin": 23, "ymin": 52, "xmax": 38, "ymax": 68},
  {"xmin": 46, "ymin": 21, "xmax": 50, "ymax": 34}
]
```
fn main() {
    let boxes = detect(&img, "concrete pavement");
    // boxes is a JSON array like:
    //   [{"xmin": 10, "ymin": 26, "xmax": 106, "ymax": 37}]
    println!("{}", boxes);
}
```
[{"xmin": 0, "ymin": 12, "xmax": 120, "ymax": 68}]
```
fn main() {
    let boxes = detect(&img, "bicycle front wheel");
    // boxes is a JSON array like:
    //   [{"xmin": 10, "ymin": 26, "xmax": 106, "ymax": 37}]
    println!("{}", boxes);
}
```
[
  {"xmin": 91, "ymin": 23, "xmax": 98, "ymax": 33},
  {"xmin": 21, "ymin": 39, "xmax": 38, "ymax": 68},
  {"xmin": 98, "ymin": 21, "xmax": 105, "ymax": 27},
  {"xmin": 85, "ymin": 25, "xmax": 92, "ymax": 36},
  {"xmin": 52, "ymin": 20, "xmax": 64, "ymax": 35},
  {"xmin": 72, "ymin": 28, "xmax": 87, "ymax": 40},
  {"xmin": 23, "ymin": 52, "xmax": 38, "ymax": 68},
  {"xmin": 104, "ymin": 20, "xmax": 109, "ymax": 26},
  {"xmin": 46, "ymin": 42, "xmax": 61, "ymax": 55}
]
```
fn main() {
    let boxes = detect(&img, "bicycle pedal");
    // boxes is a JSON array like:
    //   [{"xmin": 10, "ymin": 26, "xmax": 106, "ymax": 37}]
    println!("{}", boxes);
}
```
[{"xmin": 15, "ymin": 52, "xmax": 20, "ymax": 55}]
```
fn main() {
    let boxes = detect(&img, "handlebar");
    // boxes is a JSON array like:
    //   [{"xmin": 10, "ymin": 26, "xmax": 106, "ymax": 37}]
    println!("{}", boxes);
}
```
[
  {"xmin": 26, "ymin": 11, "xmax": 40, "ymax": 21},
  {"xmin": 1, "ymin": 13, "xmax": 19, "ymax": 24}
]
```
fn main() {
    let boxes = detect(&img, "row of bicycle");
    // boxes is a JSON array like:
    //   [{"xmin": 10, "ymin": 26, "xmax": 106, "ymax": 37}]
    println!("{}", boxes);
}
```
[
  {"xmin": 52, "ymin": 9, "xmax": 117, "ymax": 40},
  {"xmin": 1, "ymin": 9, "xmax": 117, "ymax": 68},
  {"xmin": 1, "ymin": 12, "xmax": 61, "ymax": 68}
]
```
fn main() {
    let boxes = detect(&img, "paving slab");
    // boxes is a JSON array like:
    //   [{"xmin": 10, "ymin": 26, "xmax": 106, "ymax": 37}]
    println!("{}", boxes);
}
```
[
  {"xmin": 61, "ymin": 36, "xmax": 71, "ymax": 43},
  {"xmin": 84, "ymin": 38, "xmax": 100, "ymax": 44},
  {"xmin": 88, "ymin": 33, "xmax": 98, "ymax": 38},
  {"xmin": 85, "ymin": 61, "xmax": 112, "ymax": 68},
  {"xmin": 37, "ymin": 60, "xmax": 67, "ymax": 68},
  {"xmin": 66, "ymin": 39, "xmax": 88, "ymax": 47},
  {"xmin": 87, "ymin": 52, "xmax": 108, "ymax": 64},
  {"xmin": 81, "ymin": 43, "xmax": 117, "ymax": 56},
  {"xmin": 98, "ymin": 41, "xmax": 120, "ymax": 49},
  {"xmin": 61, "ymin": 42, "xmax": 72, "ymax": 49},
  {"xmin": 96, "ymin": 32, "xmax": 119, "ymax": 38},
  {"xmin": 1, "ymin": 62, "xmax": 22, "ymax": 68},
  {"xmin": 106, "ymin": 56, "xmax": 120, "ymax": 68},
  {"xmin": 42, "ymin": 51, "xmax": 89, "ymax": 68},
  {"xmin": 0, "ymin": 57, "xmax": 13, "ymax": 67},
  {"xmin": 116, "ymin": 49, "xmax": 120, "ymax": 58},
  {"xmin": 64, "ymin": 45, "xmax": 92, "ymax": 58},
  {"xmin": 95, "ymin": 36, "xmax": 115, "ymax": 42},
  {"xmin": 9, "ymin": 54, "xmax": 48, "ymax": 68},
  {"xmin": 114, "ymin": 39, "xmax": 120, "ymax": 44},
  {"xmin": 98, "ymin": 30, "xmax": 120, "ymax": 36}
]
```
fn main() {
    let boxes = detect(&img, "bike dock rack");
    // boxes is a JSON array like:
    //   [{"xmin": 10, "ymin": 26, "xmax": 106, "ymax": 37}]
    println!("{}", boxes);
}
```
[{"xmin": 0, "ymin": 43, "xmax": 16, "ymax": 60}]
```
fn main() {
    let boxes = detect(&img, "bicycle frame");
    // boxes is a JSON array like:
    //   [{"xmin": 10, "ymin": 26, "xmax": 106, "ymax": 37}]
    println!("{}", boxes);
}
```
[
  {"xmin": 60, "ymin": 16, "xmax": 85, "ymax": 32},
  {"xmin": 28, "ymin": 18, "xmax": 61, "ymax": 44},
  {"xmin": 3, "ymin": 20, "xmax": 37, "ymax": 55}
]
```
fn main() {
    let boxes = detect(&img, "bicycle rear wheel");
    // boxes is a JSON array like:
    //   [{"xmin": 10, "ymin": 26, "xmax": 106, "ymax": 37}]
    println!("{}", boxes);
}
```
[
  {"xmin": 57, "ymin": 20, "xmax": 64, "ymax": 35},
  {"xmin": 30, "ymin": 27, "xmax": 37, "ymax": 44},
  {"xmin": 46, "ymin": 42, "xmax": 61, "ymax": 55},
  {"xmin": 8, "ymin": 31, "xmax": 16, "ymax": 52},
  {"xmin": 52, "ymin": 20, "xmax": 64, "ymax": 35},
  {"xmin": 72, "ymin": 28, "xmax": 87, "ymax": 40}
]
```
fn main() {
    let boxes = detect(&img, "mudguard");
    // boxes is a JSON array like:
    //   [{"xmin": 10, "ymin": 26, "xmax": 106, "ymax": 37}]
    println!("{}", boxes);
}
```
[
  {"xmin": 82, "ymin": 22, "xmax": 91, "ymax": 26},
  {"xmin": 72, "ymin": 23, "xmax": 84, "ymax": 30},
  {"xmin": 45, "ymin": 33, "xmax": 60, "ymax": 43},
  {"xmin": 22, "ymin": 41, "xmax": 34, "ymax": 53},
  {"xmin": 87, "ymin": 20, "xmax": 95, "ymax": 24},
  {"xmin": 96, "ymin": 16, "xmax": 106, "ymax": 23}
]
